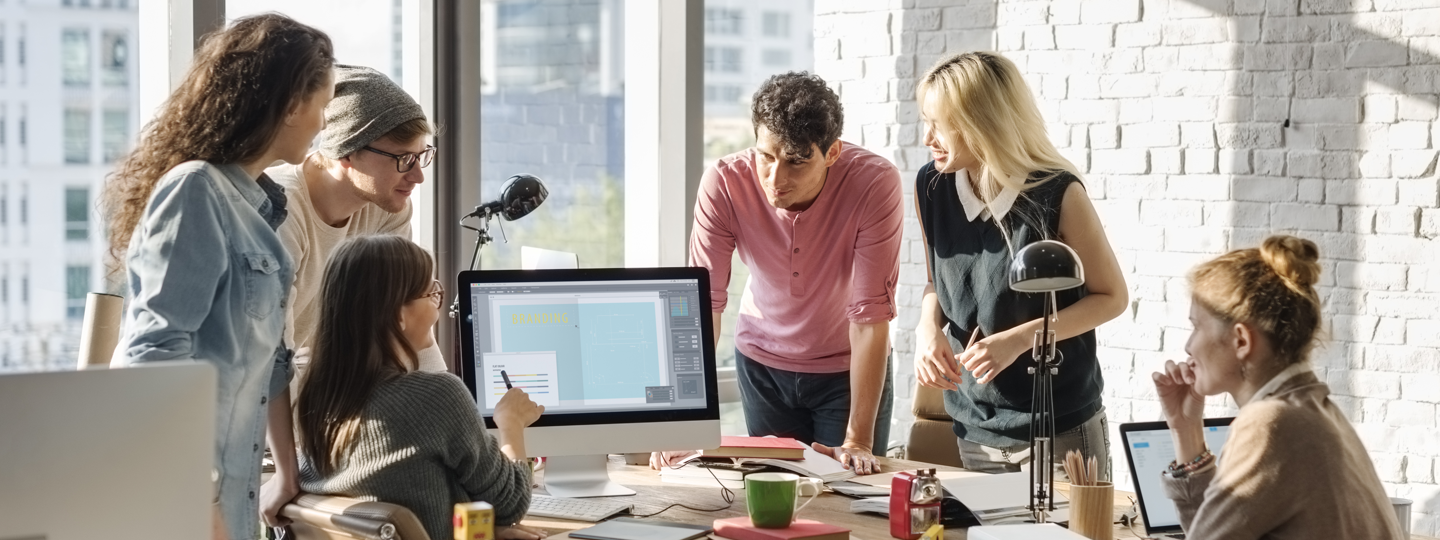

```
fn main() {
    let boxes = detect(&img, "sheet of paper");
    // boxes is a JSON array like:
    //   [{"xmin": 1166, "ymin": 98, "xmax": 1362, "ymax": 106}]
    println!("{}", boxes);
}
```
[
  {"xmin": 521, "ymin": 246, "xmax": 579, "ymax": 269},
  {"xmin": 481, "ymin": 351, "xmax": 561, "ymax": 408},
  {"xmin": 849, "ymin": 469, "xmax": 988, "ymax": 488}
]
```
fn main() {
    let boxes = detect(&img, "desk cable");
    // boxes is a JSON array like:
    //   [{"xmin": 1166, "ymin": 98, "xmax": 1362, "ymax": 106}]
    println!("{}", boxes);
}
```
[{"xmin": 629, "ymin": 461, "xmax": 737, "ymax": 518}]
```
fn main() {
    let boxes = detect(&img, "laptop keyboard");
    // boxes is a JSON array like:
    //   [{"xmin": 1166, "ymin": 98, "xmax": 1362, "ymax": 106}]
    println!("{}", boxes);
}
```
[{"xmin": 527, "ymin": 494, "xmax": 633, "ymax": 522}]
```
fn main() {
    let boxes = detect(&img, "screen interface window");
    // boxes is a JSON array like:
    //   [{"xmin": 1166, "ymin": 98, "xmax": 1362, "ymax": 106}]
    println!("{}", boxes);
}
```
[
  {"xmin": 1126, "ymin": 426, "xmax": 1231, "ymax": 529},
  {"xmin": 468, "ymin": 279, "xmax": 707, "ymax": 415}
]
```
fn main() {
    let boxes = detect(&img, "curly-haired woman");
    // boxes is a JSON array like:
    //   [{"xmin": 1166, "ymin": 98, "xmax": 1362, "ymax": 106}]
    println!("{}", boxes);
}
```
[{"xmin": 104, "ymin": 14, "xmax": 334, "ymax": 540}]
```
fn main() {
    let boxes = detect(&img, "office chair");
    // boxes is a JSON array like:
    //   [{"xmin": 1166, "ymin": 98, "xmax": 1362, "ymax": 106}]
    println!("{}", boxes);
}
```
[
  {"xmin": 281, "ymin": 493, "xmax": 429, "ymax": 540},
  {"xmin": 905, "ymin": 382, "xmax": 965, "ymax": 468}
]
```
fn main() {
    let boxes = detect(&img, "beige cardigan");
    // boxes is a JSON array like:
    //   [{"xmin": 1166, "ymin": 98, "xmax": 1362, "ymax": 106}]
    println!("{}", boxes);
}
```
[{"xmin": 1162, "ymin": 368, "xmax": 1405, "ymax": 540}]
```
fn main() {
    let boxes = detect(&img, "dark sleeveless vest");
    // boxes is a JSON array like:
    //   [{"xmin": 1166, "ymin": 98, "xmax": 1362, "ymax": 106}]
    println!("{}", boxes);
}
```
[{"xmin": 915, "ymin": 162, "xmax": 1104, "ymax": 447}]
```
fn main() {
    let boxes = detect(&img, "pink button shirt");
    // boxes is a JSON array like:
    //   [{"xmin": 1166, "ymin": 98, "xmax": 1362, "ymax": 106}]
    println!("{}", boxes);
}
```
[{"xmin": 690, "ymin": 143, "xmax": 903, "ymax": 373}]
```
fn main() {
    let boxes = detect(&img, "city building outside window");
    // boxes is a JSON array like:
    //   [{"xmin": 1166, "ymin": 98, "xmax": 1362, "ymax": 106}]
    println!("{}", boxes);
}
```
[
  {"xmin": 63, "ymin": 109, "xmax": 90, "ymax": 164},
  {"xmin": 761, "ymin": 10, "xmax": 789, "ymax": 38},
  {"xmin": 65, "ymin": 266, "xmax": 89, "ymax": 319},
  {"xmin": 65, "ymin": 188, "xmax": 88, "ymax": 241},
  {"xmin": 477, "ymin": 0, "xmax": 627, "ymax": 269},
  {"xmin": 704, "ymin": 46, "xmax": 741, "ymax": 73},
  {"xmin": 100, "ymin": 31, "xmax": 127, "ymax": 86},
  {"xmin": 761, "ymin": 48, "xmax": 789, "ymax": 67},
  {"xmin": 62, "ymin": 29, "xmax": 90, "ymax": 87},
  {"xmin": 101, "ymin": 110, "xmax": 127, "ymax": 163},
  {"xmin": 704, "ymin": 8, "xmax": 742, "ymax": 35}
]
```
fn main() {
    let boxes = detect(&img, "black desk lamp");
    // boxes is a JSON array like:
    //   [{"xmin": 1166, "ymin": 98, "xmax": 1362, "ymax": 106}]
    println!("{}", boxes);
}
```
[
  {"xmin": 1007, "ymin": 239, "xmax": 1085, "ymax": 523},
  {"xmin": 449, "ymin": 174, "xmax": 548, "ymax": 319}
]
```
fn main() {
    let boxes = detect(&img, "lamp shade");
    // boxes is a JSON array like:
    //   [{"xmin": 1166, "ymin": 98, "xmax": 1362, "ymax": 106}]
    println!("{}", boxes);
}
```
[
  {"xmin": 1009, "ymin": 240, "xmax": 1085, "ymax": 293},
  {"xmin": 494, "ymin": 174, "xmax": 548, "ymax": 221}
]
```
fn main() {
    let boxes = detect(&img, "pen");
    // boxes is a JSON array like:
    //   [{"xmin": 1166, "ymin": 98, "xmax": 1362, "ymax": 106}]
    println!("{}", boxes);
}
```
[
  {"xmin": 501, "ymin": 370, "xmax": 513, "ymax": 389},
  {"xmin": 957, "ymin": 327, "xmax": 981, "ymax": 388}
]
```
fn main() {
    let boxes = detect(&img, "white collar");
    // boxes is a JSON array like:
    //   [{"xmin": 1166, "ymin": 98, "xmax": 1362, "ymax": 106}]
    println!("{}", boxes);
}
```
[
  {"xmin": 1248, "ymin": 362, "xmax": 1313, "ymax": 403},
  {"xmin": 954, "ymin": 168, "xmax": 1020, "ymax": 223}
]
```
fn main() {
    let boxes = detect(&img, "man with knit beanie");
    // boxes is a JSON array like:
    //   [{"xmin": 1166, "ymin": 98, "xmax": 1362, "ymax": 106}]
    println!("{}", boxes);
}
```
[
  {"xmin": 272, "ymin": 64, "xmax": 445, "ymax": 372},
  {"xmin": 258, "ymin": 65, "xmax": 441, "ymax": 527}
]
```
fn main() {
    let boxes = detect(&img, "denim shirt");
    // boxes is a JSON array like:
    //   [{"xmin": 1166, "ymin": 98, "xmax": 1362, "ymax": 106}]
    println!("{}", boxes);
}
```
[{"xmin": 114, "ymin": 161, "xmax": 294, "ymax": 540}]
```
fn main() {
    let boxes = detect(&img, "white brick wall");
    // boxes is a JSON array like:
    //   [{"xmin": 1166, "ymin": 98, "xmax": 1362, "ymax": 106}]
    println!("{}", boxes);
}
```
[{"xmin": 816, "ymin": 0, "xmax": 1440, "ymax": 534}]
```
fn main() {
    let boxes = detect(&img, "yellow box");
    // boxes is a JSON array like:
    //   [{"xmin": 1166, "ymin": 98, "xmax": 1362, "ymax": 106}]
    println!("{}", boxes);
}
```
[{"xmin": 453, "ymin": 501, "xmax": 494, "ymax": 540}]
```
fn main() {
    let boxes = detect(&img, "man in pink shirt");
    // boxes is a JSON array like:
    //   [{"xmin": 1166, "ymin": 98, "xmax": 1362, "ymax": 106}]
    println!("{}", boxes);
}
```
[{"xmin": 690, "ymin": 72, "xmax": 903, "ymax": 474}]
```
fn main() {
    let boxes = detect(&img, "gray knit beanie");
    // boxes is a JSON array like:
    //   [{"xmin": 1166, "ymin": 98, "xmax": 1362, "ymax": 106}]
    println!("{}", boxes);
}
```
[{"xmin": 318, "ymin": 65, "xmax": 427, "ymax": 160}]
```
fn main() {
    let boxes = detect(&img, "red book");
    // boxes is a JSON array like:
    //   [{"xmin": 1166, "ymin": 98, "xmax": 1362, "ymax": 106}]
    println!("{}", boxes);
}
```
[
  {"xmin": 712, "ymin": 517, "xmax": 848, "ymax": 540},
  {"xmin": 697, "ymin": 436, "xmax": 807, "ymax": 460}
]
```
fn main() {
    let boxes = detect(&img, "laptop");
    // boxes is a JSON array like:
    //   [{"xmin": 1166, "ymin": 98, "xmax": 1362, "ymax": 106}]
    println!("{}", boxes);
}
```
[{"xmin": 1119, "ymin": 418, "xmax": 1235, "ymax": 539}]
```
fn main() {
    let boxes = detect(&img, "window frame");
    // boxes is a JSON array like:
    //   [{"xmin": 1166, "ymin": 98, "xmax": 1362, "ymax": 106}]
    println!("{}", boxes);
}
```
[{"xmin": 143, "ymin": 0, "xmax": 732, "ymax": 399}]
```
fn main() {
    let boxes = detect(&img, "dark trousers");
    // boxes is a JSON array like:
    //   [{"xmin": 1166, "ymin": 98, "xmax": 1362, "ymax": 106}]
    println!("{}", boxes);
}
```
[{"xmin": 734, "ymin": 348, "xmax": 894, "ymax": 452}]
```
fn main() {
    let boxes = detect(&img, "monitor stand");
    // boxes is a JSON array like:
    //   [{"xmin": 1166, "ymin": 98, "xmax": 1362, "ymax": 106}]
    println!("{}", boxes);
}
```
[{"xmin": 542, "ymin": 454, "xmax": 636, "ymax": 498}]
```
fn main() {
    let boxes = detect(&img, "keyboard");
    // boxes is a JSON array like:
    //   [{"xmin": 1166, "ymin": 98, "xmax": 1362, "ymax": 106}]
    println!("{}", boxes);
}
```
[{"xmin": 527, "ymin": 494, "xmax": 633, "ymax": 522}]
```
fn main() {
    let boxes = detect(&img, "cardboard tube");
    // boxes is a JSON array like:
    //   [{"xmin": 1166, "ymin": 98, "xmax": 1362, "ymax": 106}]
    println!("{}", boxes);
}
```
[{"xmin": 78, "ymin": 292, "xmax": 124, "ymax": 369}]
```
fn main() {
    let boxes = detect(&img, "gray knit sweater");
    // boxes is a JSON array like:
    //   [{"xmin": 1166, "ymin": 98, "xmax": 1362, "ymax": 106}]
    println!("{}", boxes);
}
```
[{"xmin": 298, "ymin": 371, "xmax": 533, "ymax": 540}]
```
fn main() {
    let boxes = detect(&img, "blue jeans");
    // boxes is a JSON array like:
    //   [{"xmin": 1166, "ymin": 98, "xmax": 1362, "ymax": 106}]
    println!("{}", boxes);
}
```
[{"xmin": 735, "ymin": 348, "xmax": 894, "ymax": 452}]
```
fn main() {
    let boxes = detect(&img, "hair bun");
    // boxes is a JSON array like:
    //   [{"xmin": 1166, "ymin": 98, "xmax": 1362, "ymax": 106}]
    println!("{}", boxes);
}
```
[{"xmin": 1260, "ymin": 235, "xmax": 1321, "ymax": 290}]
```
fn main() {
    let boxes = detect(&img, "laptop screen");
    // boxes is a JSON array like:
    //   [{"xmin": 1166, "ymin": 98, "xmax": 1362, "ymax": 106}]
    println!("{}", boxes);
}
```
[{"xmin": 1120, "ymin": 419, "xmax": 1234, "ymax": 534}]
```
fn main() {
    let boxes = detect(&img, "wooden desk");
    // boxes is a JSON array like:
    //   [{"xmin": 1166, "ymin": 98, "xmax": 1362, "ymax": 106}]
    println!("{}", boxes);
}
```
[{"xmin": 523, "ymin": 456, "xmax": 1143, "ymax": 539}]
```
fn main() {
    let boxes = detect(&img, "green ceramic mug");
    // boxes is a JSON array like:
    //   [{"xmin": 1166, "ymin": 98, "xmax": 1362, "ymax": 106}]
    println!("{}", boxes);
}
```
[{"xmin": 745, "ymin": 472, "xmax": 823, "ymax": 528}]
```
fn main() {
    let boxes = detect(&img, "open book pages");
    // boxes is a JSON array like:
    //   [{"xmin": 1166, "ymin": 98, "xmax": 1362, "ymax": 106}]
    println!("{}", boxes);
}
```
[
  {"xmin": 737, "ymin": 445, "xmax": 856, "ymax": 483},
  {"xmin": 849, "ymin": 496, "xmax": 889, "ymax": 515},
  {"xmin": 940, "ymin": 471, "xmax": 1069, "ymax": 526}
]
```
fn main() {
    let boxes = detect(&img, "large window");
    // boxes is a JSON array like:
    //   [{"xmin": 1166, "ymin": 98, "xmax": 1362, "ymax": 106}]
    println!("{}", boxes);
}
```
[
  {"xmin": 62, "ymin": 29, "xmax": 90, "ymax": 86},
  {"xmin": 703, "ymin": 0, "xmax": 813, "ymax": 371},
  {"xmin": 63, "ymin": 109, "xmax": 90, "ymax": 164},
  {"xmin": 2, "ymin": 3, "xmax": 137, "ymax": 373},
  {"xmin": 477, "ymin": 0, "xmax": 626, "ymax": 270}
]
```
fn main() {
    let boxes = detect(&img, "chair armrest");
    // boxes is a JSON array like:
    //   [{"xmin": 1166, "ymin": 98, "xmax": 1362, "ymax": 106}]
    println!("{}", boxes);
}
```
[{"xmin": 281, "ymin": 493, "xmax": 430, "ymax": 540}]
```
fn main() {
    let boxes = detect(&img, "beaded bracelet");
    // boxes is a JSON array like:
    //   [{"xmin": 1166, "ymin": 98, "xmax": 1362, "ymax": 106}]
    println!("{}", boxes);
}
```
[{"xmin": 1166, "ymin": 450, "xmax": 1215, "ymax": 479}]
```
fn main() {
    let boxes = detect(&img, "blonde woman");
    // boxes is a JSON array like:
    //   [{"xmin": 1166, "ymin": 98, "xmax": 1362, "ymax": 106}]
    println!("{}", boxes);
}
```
[
  {"xmin": 912, "ymin": 51, "xmax": 1128, "ymax": 476},
  {"xmin": 1154, "ymin": 236, "xmax": 1403, "ymax": 539}
]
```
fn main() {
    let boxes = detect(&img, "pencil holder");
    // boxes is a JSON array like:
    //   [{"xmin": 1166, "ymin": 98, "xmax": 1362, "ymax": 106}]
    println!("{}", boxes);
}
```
[{"xmin": 1068, "ymin": 481, "xmax": 1114, "ymax": 540}]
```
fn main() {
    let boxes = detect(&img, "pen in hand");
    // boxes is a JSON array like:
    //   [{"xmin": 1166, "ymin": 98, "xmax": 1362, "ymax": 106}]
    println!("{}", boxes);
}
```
[
  {"xmin": 957, "ymin": 327, "xmax": 981, "ymax": 387},
  {"xmin": 501, "ymin": 369, "xmax": 513, "ymax": 390}
]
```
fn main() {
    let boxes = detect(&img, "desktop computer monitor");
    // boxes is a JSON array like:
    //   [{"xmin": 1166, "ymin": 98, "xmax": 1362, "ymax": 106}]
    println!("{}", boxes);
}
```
[
  {"xmin": 458, "ymin": 267, "xmax": 721, "ymax": 498},
  {"xmin": 0, "ymin": 362, "xmax": 216, "ymax": 540}
]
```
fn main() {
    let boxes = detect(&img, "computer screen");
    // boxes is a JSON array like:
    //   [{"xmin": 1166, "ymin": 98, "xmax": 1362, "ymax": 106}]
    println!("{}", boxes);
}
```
[
  {"xmin": 1120, "ymin": 419, "xmax": 1234, "ymax": 533},
  {"xmin": 459, "ymin": 267, "xmax": 717, "ymax": 427}
]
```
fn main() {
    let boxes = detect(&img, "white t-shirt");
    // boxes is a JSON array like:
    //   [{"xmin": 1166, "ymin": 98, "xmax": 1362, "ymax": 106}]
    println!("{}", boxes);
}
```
[{"xmin": 271, "ymin": 159, "xmax": 446, "ymax": 373}]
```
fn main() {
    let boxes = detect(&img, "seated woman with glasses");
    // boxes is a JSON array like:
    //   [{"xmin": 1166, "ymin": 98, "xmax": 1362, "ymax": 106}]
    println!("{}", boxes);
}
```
[
  {"xmin": 1153, "ymin": 235, "xmax": 1405, "ymax": 539},
  {"xmin": 295, "ymin": 235, "xmax": 548, "ymax": 540}
]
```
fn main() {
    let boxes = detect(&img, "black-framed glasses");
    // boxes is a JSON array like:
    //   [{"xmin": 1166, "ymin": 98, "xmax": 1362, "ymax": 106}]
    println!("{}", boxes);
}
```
[{"xmin": 362, "ymin": 144, "xmax": 436, "ymax": 173}]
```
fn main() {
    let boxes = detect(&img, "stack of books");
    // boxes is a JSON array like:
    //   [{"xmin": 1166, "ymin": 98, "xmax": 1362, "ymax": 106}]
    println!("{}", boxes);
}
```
[{"xmin": 696, "ymin": 436, "xmax": 808, "ymax": 460}]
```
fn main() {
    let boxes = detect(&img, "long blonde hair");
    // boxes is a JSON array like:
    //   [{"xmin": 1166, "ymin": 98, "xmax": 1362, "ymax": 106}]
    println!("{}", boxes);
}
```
[{"xmin": 917, "ymin": 51, "xmax": 1079, "ymax": 200}]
